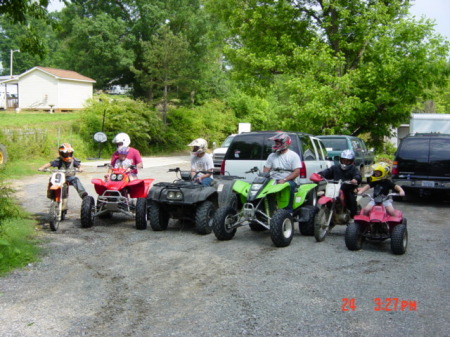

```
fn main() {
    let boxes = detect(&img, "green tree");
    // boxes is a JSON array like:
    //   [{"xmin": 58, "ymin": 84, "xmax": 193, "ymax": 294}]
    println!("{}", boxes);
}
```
[
  {"xmin": 132, "ymin": 25, "xmax": 191, "ymax": 123},
  {"xmin": 0, "ymin": 0, "xmax": 58, "ymax": 57},
  {"xmin": 56, "ymin": 11, "xmax": 135, "ymax": 88},
  {"xmin": 206, "ymin": 0, "xmax": 450, "ymax": 147}
]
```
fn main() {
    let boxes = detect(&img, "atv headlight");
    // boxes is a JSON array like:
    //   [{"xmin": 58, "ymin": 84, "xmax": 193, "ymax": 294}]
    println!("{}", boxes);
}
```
[
  {"xmin": 167, "ymin": 190, "xmax": 183, "ymax": 200},
  {"xmin": 110, "ymin": 173, "xmax": 117, "ymax": 181},
  {"xmin": 249, "ymin": 183, "xmax": 263, "ymax": 198},
  {"xmin": 117, "ymin": 174, "xmax": 124, "ymax": 181}
]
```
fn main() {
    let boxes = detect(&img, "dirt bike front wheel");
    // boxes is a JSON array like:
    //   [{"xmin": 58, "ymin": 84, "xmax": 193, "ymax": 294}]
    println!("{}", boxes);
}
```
[
  {"xmin": 314, "ymin": 205, "xmax": 331, "ymax": 242},
  {"xmin": 49, "ymin": 200, "xmax": 62, "ymax": 231}
]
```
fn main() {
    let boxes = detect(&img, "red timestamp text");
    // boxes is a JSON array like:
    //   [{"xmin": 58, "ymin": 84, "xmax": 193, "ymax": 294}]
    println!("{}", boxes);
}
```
[{"xmin": 341, "ymin": 298, "xmax": 417, "ymax": 312}]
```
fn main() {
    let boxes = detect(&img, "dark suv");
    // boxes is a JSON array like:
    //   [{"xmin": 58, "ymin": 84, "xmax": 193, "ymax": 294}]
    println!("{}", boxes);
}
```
[
  {"xmin": 392, "ymin": 134, "xmax": 450, "ymax": 197},
  {"xmin": 220, "ymin": 131, "xmax": 332, "ymax": 183}
]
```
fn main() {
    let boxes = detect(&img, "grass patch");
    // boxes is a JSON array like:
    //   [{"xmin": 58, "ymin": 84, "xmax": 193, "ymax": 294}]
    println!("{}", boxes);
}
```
[
  {"xmin": 1, "ymin": 159, "xmax": 47, "ymax": 179},
  {"xmin": 0, "ymin": 110, "xmax": 80, "ymax": 129},
  {"xmin": 0, "ymin": 217, "xmax": 41, "ymax": 276}
]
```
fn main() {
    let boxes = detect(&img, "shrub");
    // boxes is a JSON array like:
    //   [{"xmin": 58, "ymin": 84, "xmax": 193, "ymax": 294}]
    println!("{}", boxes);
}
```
[
  {"xmin": 77, "ymin": 95, "xmax": 165, "ymax": 155},
  {"xmin": 166, "ymin": 99, "xmax": 238, "ymax": 151}
]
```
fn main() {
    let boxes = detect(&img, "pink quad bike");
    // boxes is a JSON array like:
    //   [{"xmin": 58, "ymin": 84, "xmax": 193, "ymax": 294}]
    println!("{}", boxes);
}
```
[
  {"xmin": 80, "ymin": 165, "xmax": 154, "ymax": 230},
  {"xmin": 345, "ymin": 193, "xmax": 408, "ymax": 255}
]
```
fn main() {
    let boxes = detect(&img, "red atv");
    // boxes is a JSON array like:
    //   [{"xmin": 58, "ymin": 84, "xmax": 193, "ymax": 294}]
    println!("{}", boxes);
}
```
[
  {"xmin": 80, "ymin": 165, "xmax": 154, "ymax": 229},
  {"xmin": 345, "ymin": 193, "xmax": 408, "ymax": 255}
]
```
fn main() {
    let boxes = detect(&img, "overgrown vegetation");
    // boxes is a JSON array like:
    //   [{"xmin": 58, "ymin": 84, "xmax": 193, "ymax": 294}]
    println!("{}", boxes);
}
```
[{"xmin": 0, "ymin": 176, "xmax": 40, "ymax": 276}]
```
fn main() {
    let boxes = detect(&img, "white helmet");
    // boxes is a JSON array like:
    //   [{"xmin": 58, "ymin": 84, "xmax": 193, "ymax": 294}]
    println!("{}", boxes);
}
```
[
  {"xmin": 112, "ymin": 133, "xmax": 131, "ymax": 149},
  {"xmin": 188, "ymin": 138, "xmax": 208, "ymax": 155},
  {"xmin": 339, "ymin": 149, "xmax": 355, "ymax": 171}
]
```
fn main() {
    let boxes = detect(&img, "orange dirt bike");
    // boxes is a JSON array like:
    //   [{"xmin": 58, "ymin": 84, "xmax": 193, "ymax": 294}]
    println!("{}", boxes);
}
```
[{"xmin": 42, "ymin": 168, "xmax": 81, "ymax": 231}]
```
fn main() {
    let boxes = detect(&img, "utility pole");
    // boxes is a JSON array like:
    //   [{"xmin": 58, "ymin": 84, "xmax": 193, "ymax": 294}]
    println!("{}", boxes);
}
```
[{"xmin": 10, "ymin": 49, "xmax": 20, "ymax": 78}]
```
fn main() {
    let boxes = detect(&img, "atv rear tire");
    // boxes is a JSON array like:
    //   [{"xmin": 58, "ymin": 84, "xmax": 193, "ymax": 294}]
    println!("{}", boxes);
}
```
[
  {"xmin": 148, "ymin": 201, "xmax": 169, "ymax": 231},
  {"xmin": 195, "ymin": 200, "xmax": 216, "ymax": 235},
  {"xmin": 135, "ymin": 198, "xmax": 148, "ymax": 230},
  {"xmin": 212, "ymin": 207, "xmax": 237, "ymax": 240},
  {"xmin": 270, "ymin": 209, "xmax": 294, "ymax": 247},
  {"xmin": 0, "ymin": 144, "xmax": 8, "ymax": 166},
  {"xmin": 298, "ymin": 205, "xmax": 316, "ymax": 236},
  {"xmin": 80, "ymin": 196, "xmax": 95, "ymax": 228},
  {"xmin": 391, "ymin": 222, "xmax": 408, "ymax": 255},
  {"xmin": 314, "ymin": 205, "xmax": 331, "ymax": 242},
  {"xmin": 345, "ymin": 222, "xmax": 363, "ymax": 251}
]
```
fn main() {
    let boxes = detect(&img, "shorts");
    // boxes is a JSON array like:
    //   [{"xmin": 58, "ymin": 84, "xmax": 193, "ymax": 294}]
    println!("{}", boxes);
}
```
[{"xmin": 367, "ymin": 199, "xmax": 393, "ymax": 207}]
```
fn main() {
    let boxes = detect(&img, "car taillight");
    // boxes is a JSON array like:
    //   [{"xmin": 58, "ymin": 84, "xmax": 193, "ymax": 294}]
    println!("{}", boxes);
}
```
[
  {"xmin": 220, "ymin": 160, "xmax": 225, "ymax": 175},
  {"xmin": 300, "ymin": 161, "xmax": 307, "ymax": 179},
  {"xmin": 391, "ymin": 161, "xmax": 398, "ymax": 176}
]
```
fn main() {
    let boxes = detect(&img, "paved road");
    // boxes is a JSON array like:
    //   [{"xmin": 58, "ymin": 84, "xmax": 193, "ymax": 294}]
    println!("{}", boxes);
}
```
[{"xmin": 1, "ymin": 156, "xmax": 449, "ymax": 337}]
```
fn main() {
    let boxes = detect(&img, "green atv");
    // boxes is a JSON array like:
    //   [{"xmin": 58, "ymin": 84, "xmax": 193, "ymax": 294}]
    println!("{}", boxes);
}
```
[{"xmin": 212, "ymin": 167, "xmax": 317, "ymax": 247}]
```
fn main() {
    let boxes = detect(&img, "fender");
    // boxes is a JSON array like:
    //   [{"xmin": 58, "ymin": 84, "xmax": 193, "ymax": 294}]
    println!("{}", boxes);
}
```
[
  {"xmin": 317, "ymin": 195, "xmax": 334, "ymax": 206},
  {"xmin": 128, "ymin": 179, "xmax": 154, "ymax": 198},
  {"xmin": 256, "ymin": 179, "xmax": 289, "ymax": 199}
]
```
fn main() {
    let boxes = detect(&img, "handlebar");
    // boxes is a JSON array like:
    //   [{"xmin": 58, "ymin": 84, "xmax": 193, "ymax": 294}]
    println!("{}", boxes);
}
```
[
  {"xmin": 39, "ymin": 168, "xmax": 81, "ymax": 173},
  {"xmin": 358, "ymin": 193, "xmax": 400, "ymax": 201}
]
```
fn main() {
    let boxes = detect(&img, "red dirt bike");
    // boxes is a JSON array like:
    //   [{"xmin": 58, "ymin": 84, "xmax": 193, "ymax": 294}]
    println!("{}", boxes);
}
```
[
  {"xmin": 310, "ymin": 173, "xmax": 359, "ymax": 242},
  {"xmin": 42, "ymin": 168, "xmax": 80, "ymax": 231},
  {"xmin": 80, "ymin": 164, "xmax": 154, "ymax": 229},
  {"xmin": 345, "ymin": 193, "xmax": 408, "ymax": 255}
]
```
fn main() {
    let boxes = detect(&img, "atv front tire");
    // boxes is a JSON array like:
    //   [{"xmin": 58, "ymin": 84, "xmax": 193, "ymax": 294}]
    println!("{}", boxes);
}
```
[
  {"xmin": 0, "ymin": 144, "xmax": 8, "ymax": 166},
  {"xmin": 80, "ymin": 196, "xmax": 95, "ymax": 228},
  {"xmin": 212, "ymin": 207, "xmax": 237, "ymax": 240},
  {"xmin": 391, "ymin": 221, "xmax": 408, "ymax": 255},
  {"xmin": 135, "ymin": 198, "xmax": 148, "ymax": 230},
  {"xmin": 270, "ymin": 209, "xmax": 294, "ymax": 247},
  {"xmin": 195, "ymin": 200, "xmax": 216, "ymax": 235},
  {"xmin": 148, "ymin": 201, "xmax": 169, "ymax": 231},
  {"xmin": 345, "ymin": 222, "xmax": 363, "ymax": 251}
]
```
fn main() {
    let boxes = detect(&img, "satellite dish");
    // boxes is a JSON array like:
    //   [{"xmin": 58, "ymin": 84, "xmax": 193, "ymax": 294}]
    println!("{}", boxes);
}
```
[{"xmin": 93, "ymin": 132, "xmax": 107, "ymax": 143}]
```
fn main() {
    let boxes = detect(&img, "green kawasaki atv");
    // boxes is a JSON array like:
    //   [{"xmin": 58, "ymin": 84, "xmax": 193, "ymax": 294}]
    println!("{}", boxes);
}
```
[{"xmin": 212, "ymin": 167, "xmax": 317, "ymax": 247}]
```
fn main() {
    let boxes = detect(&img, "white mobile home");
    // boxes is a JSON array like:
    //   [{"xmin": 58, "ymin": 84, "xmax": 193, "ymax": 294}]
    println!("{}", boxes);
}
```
[{"xmin": 17, "ymin": 66, "xmax": 96, "ymax": 111}]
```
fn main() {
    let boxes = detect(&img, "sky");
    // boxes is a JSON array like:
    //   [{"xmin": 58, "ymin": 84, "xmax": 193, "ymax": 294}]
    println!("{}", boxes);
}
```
[
  {"xmin": 48, "ymin": 0, "xmax": 450, "ymax": 41},
  {"xmin": 408, "ymin": 0, "xmax": 450, "ymax": 41}
]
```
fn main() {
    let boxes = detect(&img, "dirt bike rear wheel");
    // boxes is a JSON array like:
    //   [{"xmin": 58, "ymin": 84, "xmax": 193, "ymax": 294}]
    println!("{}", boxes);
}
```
[
  {"xmin": 314, "ymin": 206, "xmax": 331, "ymax": 242},
  {"xmin": 270, "ymin": 209, "xmax": 294, "ymax": 247},
  {"xmin": 49, "ymin": 200, "xmax": 62, "ymax": 231}
]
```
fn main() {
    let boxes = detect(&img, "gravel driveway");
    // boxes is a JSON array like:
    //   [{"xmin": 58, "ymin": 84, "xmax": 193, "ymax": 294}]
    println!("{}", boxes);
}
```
[{"xmin": 1, "ymin": 156, "xmax": 449, "ymax": 337}]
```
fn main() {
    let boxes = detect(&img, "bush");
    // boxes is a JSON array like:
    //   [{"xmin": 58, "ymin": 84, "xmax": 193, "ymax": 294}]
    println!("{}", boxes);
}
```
[
  {"xmin": 166, "ymin": 99, "xmax": 238, "ymax": 151},
  {"xmin": 77, "ymin": 95, "xmax": 166, "ymax": 156}
]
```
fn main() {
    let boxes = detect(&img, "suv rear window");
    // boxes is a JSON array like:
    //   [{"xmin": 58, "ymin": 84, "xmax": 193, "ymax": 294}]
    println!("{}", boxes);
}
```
[
  {"xmin": 300, "ymin": 135, "xmax": 316, "ymax": 161},
  {"xmin": 397, "ymin": 138, "xmax": 429, "ymax": 161},
  {"xmin": 225, "ymin": 133, "xmax": 301, "ymax": 160},
  {"xmin": 320, "ymin": 138, "xmax": 347, "ymax": 151}
]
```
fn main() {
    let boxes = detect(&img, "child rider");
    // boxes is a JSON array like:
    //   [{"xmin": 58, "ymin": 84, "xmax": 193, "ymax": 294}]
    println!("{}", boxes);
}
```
[
  {"xmin": 357, "ymin": 162, "xmax": 405, "ymax": 216},
  {"xmin": 38, "ymin": 143, "xmax": 88, "ymax": 199}
]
